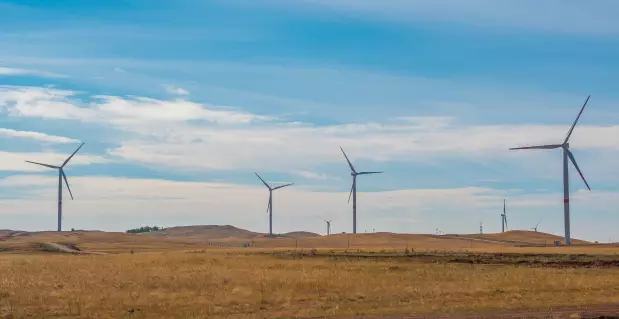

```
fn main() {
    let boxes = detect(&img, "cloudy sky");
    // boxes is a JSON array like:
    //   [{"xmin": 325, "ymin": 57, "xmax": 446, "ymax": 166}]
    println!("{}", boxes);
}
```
[{"xmin": 1, "ymin": 0, "xmax": 618, "ymax": 241}]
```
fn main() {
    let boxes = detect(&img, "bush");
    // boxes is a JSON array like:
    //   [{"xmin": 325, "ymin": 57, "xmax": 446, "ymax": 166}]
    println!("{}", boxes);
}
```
[{"xmin": 126, "ymin": 226, "xmax": 165, "ymax": 234}]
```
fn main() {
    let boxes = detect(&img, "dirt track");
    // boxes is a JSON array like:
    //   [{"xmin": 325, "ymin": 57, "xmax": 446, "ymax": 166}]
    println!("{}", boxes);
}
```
[
  {"xmin": 40, "ymin": 242, "xmax": 107, "ymax": 254},
  {"xmin": 319, "ymin": 304, "xmax": 619, "ymax": 319}
]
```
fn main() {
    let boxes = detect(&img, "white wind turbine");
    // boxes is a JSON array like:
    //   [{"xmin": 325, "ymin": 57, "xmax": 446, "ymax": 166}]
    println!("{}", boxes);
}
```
[
  {"xmin": 340, "ymin": 146, "xmax": 383, "ymax": 234},
  {"xmin": 25, "ymin": 142, "xmax": 84, "ymax": 232},
  {"xmin": 510, "ymin": 96, "xmax": 592, "ymax": 245}
]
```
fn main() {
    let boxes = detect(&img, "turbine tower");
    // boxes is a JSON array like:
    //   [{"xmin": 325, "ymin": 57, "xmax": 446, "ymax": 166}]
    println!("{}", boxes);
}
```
[
  {"xmin": 340, "ymin": 146, "xmax": 383, "ymax": 234},
  {"xmin": 25, "ymin": 142, "xmax": 84, "ymax": 232},
  {"xmin": 255, "ymin": 173, "xmax": 293, "ymax": 236},
  {"xmin": 322, "ymin": 219, "xmax": 332, "ymax": 235},
  {"xmin": 501, "ymin": 199, "xmax": 508, "ymax": 233},
  {"xmin": 510, "ymin": 95, "xmax": 592, "ymax": 245}
]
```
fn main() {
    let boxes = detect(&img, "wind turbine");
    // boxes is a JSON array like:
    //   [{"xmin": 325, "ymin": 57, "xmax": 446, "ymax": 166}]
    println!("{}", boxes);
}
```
[
  {"xmin": 509, "ymin": 95, "xmax": 592, "ymax": 245},
  {"xmin": 254, "ymin": 173, "xmax": 293, "ymax": 237},
  {"xmin": 501, "ymin": 199, "xmax": 508, "ymax": 233},
  {"xmin": 531, "ymin": 219, "xmax": 541, "ymax": 232},
  {"xmin": 340, "ymin": 146, "xmax": 383, "ymax": 234},
  {"xmin": 322, "ymin": 219, "xmax": 332, "ymax": 235},
  {"xmin": 25, "ymin": 142, "xmax": 84, "ymax": 232}
]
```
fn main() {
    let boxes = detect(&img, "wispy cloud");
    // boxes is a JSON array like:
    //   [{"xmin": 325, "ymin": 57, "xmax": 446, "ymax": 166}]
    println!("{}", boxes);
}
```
[
  {"xmin": 0, "ymin": 173, "xmax": 504, "ymax": 231},
  {"xmin": 164, "ymin": 85, "xmax": 190, "ymax": 95},
  {"xmin": 0, "ymin": 86, "xmax": 271, "ymax": 125},
  {"xmin": 2, "ymin": 85, "xmax": 618, "ymax": 176},
  {"xmin": 0, "ymin": 128, "xmax": 78, "ymax": 144},
  {"xmin": 266, "ymin": 0, "xmax": 619, "ymax": 35},
  {"xmin": 0, "ymin": 151, "xmax": 109, "ymax": 172},
  {"xmin": 0, "ymin": 66, "xmax": 65, "ymax": 78},
  {"xmin": 291, "ymin": 170, "xmax": 339, "ymax": 180}
]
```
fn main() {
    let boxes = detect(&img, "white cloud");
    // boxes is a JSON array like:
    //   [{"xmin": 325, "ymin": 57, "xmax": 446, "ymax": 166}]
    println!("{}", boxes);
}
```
[
  {"xmin": 0, "ymin": 86, "xmax": 271, "ymax": 125},
  {"xmin": 0, "ymin": 174, "xmax": 616, "ymax": 241},
  {"xmin": 0, "ymin": 66, "xmax": 65, "ymax": 78},
  {"xmin": 113, "ymin": 67, "xmax": 127, "ymax": 73},
  {"xmin": 268, "ymin": 0, "xmax": 619, "ymax": 35},
  {"xmin": 0, "ymin": 151, "xmax": 110, "ymax": 172},
  {"xmin": 291, "ymin": 170, "xmax": 339, "ymax": 180},
  {"xmin": 0, "ymin": 128, "xmax": 78, "ymax": 143},
  {"xmin": 0, "ymin": 174, "xmax": 503, "ymax": 233},
  {"xmin": 2, "ymin": 85, "xmax": 618, "ymax": 176},
  {"xmin": 106, "ymin": 122, "xmax": 619, "ymax": 173},
  {"xmin": 164, "ymin": 84, "xmax": 190, "ymax": 95}
]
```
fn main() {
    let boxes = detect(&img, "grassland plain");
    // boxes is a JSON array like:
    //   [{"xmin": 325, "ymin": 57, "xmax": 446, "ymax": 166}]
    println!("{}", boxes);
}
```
[
  {"xmin": 2, "ymin": 230, "xmax": 619, "ymax": 318},
  {"xmin": 2, "ymin": 250, "xmax": 619, "ymax": 318}
]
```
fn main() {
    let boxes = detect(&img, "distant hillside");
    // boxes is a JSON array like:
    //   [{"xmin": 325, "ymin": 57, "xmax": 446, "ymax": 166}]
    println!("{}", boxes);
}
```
[
  {"xmin": 460, "ymin": 230, "xmax": 590, "ymax": 245},
  {"xmin": 280, "ymin": 231, "xmax": 320, "ymax": 238},
  {"xmin": 141, "ymin": 225, "xmax": 320, "ymax": 240}
]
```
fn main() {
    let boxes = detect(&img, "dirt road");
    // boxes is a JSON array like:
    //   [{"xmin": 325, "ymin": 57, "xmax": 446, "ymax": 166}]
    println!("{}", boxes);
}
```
[{"xmin": 40, "ymin": 242, "xmax": 107, "ymax": 255}]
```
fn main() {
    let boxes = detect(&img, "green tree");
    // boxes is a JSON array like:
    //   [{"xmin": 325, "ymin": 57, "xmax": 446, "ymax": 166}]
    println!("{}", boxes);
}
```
[{"xmin": 126, "ymin": 226, "xmax": 165, "ymax": 234}]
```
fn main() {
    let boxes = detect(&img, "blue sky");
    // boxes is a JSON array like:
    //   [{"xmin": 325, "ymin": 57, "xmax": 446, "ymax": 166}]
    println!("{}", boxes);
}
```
[{"xmin": 1, "ymin": 0, "xmax": 618, "ymax": 241}]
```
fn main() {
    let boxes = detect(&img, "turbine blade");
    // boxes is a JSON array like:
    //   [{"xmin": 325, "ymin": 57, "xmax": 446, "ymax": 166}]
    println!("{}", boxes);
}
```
[
  {"xmin": 254, "ymin": 173, "xmax": 271, "ymax": 189},
  {"xmin": 61, "ymin": 170, "xmax": 74, "ymax": 200},
  {"xmin": 340, "ymin": 146, "xmax": 356, "ymax": 174},
  {"xmin": 566, "ymin": 149, "xmax": 591, "ymax": 191},
  {"xmin": 509, "ymin": 144, "xmax": 562, "ymax": 150},
  {"xmin": 24, "ymin": 160, "xmax": 59, "ymax": 169},
  {"xmin": 347, "ymin": 182, "xmax": 353, "ymax": 203},
  {"xmin": 272, "ymin": 183, "xmax": 294, "ymax": 190},
  {"xmin": 357, "ymin": 171, "xmax": 383, "ymax": 175},
  {"xmin": 62, "ymin": 142, "xmax": 85, "ymax": 168},
  {"xmin": 564, "ymin": 95, "xmax": 591, "ymax": 144}
]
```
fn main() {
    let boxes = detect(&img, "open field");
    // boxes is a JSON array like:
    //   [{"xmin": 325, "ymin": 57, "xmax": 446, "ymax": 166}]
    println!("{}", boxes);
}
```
[
  {"xmin": 3, "ymin": 250, "xmax": 619, "ymax": 318},
  {"xmin": 2, "ymin": 229, "xmax": 619, "ymax": 318},
  {"xmin": 4, "ymin": 229, "xmax": 618, "ymax": 255}
]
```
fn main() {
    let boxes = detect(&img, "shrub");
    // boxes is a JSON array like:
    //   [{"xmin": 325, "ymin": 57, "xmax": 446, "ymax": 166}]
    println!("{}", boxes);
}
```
[{"xmin": 126, "ymin": 226, "xmax": 165, "ymax": 234}]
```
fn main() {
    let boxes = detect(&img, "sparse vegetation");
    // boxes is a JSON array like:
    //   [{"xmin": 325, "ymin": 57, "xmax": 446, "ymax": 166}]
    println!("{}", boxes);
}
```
[
  {"xmin": 1, "ymin": 229, "xmax": 619, "ymax": 318},
  {"xmin": 126, "ymin": 226, "xmax": 165, "ymax": 234},
  {"xmin": 2, "ymin": 251, "xmax": 619, "ymax": 318}
]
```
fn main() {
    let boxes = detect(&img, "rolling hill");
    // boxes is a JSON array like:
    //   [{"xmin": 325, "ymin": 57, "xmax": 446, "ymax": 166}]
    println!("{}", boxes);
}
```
[{"xmin": 142, "ymin": 225, "xmax": 321, "ymax": 240}]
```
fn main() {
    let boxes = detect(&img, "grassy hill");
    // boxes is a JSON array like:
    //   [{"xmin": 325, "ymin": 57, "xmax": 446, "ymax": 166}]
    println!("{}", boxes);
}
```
[
  {"xmin": 0, "ymin": 227, "xmax": 606, "ymax": 255},
  {"xmin": 142, "ymin": 225, "xmax": 320, "ymax": 240},
  {"xmin": 459, "ymin": 230, "xmax": 590, "ymax": 245}
]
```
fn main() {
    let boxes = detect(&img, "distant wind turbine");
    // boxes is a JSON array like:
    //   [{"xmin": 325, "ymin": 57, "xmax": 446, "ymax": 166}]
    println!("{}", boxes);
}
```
[
  {"xmin": 322, "ymin": 219, "xmax": 332, "ymax": 235},
  {"xmin": 501, "ymin": 199, "xmax": 508, "ymax": 232},
  {"xmin": 531, "ymin": 219, "xmax": 541, "ymax": 232},
  {"xmin": 340, "ymin": 146, "xmax": 383, "ymax": 234},
  {"xmin": 510, "ymin": 95, "xmax": 592, "ymax": 245},
  {"xmin": 25, "ymin": 142, "xmax": 84, "ymax": 232},
  {"xmin": 255, "ymin": 173, "xmax": 293, "ymax": 236}
]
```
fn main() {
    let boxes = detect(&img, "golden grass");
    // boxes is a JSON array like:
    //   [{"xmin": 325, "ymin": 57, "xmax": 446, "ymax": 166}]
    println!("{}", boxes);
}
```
[
  {"xmin": 2, "ymin": 251, "xmax": 619, "ymax": 318},
  {"xmin": 0, "ymin": 232, "xmax": 206, "ymax": 254},
  {"xmin": 463, "ymin": 230, "xmax": 590, "ymax": 245},
  {"xmin": 3, "ymin": 231, "xmax": 619, "ymax": 255}
]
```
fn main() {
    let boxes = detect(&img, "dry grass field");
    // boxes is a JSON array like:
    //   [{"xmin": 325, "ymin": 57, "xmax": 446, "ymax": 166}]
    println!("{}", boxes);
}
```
[{"xmin": 1, "ymin": 229, "xmax": 619, "ymax": 318}]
